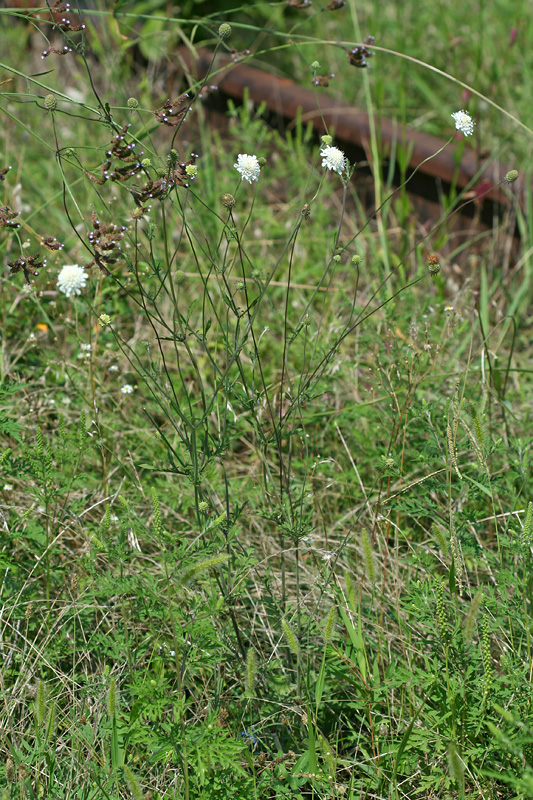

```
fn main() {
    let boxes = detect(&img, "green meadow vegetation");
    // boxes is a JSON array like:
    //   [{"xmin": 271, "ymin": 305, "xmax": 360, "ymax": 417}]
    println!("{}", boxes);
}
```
[{"xmin": 2, "ymin": 0, "xmax": 533, "ymax": 797}]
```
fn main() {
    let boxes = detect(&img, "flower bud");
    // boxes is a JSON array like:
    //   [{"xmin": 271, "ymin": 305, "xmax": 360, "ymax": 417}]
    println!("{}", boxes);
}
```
[
  {"xmin": 351, "ymin": 254, "xmax": 362, "ymax": 266},
  {"xmin": 175, "ymin": 270, "xmax": 185, "ymax": 284},
  {"xmin": 44, "ymin": 94, "xmax": 57, "ymax": 111},
  {"xmin": 505, "ymin": 169, "xmax": 519, "ymax": 183},
  {"xmin": 218, "ymin": 23, "xmax": 231, "ymax": 39},
  {"xmin": 198, "ymin": 501, "xmax": 208, "ymax": 512},
  {"xmin": 127, "ymin": 97, "xmax": 139, "ymax": 109},
  {"xmin": 310, "ymin": 61, "xmax": 321, "ymax": 70},
  {"xmin": 321, "ymin": 134, "xmax": 332, "ymax": 146},
  {"xmin": 258, "ymin": 156, "xmax": 267, "ymax": 167},
  {"xmin": 427, "ymin": 255, "xmax": 440, "ymax": 275},
  {"xmin": 221, "ymin": 193, "xmax": 236, "ymax": 209},
  {"xmin": 141, "ymin": 158, "xmax": 152, "ymax": 168}
]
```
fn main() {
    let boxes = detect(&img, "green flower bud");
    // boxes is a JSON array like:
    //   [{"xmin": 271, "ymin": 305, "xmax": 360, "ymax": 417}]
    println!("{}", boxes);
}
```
[
  {"xmin": 332, "ymin": 254, "xmax": 341, "ymax": 263},
  {"xmin": 44, "ymin": 94, "xmax": 57, "ymax": 111},
  {"xmin": 185, "ymin": 164, "xmax": 198, "ymax": 178},
  {"xmin": 218, "ymin": 23, "xmax": 231, "ymax": 39},
  {"xmin": 311, "ymin": 61, "xmax": 321, "ymax": 70},
  {"xmin": 235, "ymin": 280, "xmax": 245, "ymax": 290},
  {"xmin": 505, "ymin": 169, "xmax": 519, "ymax": 183},
  {"xmin": 198, "ymin": 500, "xmax": 208, "ymax": 512},
  {"xmin": 175, "ymin": 270, "xmax": 185, "ymax": 284},
  {"xmin": 351, "ymin": 254, "xmax": 362, "ymax": 266},
  {"xmin": 427, "ymin": 255, "xmax": 440, "ymax": 275},
  {"xmin": 258, "ymin": 156, "xmax": 267, "ymax": 167},
  {"xmin": 321, "ymin": 134, "xmax": 332, "ymax": 146},
  {"xmin": 141, "ymin": 158, "xmax": 152, "ymax": 168},
  {"xmin": 98, "ymin": 313, "xmax": 111, "ymax": 326},
  {"xmin": 127, "ymin": 97, "xmax": 139, "ymax": 109}
]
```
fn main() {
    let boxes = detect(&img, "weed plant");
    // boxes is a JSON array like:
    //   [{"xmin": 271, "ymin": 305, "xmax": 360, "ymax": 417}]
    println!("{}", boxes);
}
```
[{"xmin": 1, "ymin": 2, "xmax": 533, "ymax": 799}]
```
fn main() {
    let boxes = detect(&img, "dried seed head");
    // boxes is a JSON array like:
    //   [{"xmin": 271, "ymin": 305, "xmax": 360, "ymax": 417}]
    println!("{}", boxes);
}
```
[
  {"xmin": 5, "ymin": 758, "xmax": 15, "ymax": 783},
  {"xmin": 221, "ymin": 193, "xmax": 236, "ymax": 208}
]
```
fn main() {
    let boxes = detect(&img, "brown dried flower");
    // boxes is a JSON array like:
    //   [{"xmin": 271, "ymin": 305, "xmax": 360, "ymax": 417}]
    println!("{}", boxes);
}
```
[
  {"xmin": 154, "ymin": 95, "xmax": 190, "ymax": 127},
  {"xmin": 0, "ymin": 206, "xmax": 21, "ymax": 228},
  {"xmin": 8, "ymin": 253, "xmax": 47, "ymax": 284},
  {"xmin": 347, "ymin": 36, "xmax": 375, "ymax": 68}
]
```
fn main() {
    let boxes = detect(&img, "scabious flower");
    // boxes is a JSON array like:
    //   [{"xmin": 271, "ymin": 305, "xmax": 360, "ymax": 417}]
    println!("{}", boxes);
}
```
[
  {"xmin": 121, "ymin": 384, "xmax": 134, "ymax": 394},
  {"xmin": 320, "ymin": 145, "xmax": 346, "ymax": 175},
  {"xmin": 57, "ymin": 264, "xmax": 88, "ymax": 297},
  {"xmin": 234, "ymin": 154, "xmax": 261, "ymax": 184},
  {"xmin": 451, "ymin": 110, "xmax": 475, "ymax": 136}
]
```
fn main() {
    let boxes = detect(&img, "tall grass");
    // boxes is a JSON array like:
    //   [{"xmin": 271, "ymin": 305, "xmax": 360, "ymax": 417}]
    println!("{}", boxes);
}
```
[{"xmin": 1, "ymin": 2, "xmax": 533, "ymax": 798}]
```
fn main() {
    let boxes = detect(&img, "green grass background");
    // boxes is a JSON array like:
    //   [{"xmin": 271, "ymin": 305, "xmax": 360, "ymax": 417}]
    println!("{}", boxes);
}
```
[{"xmin": 2, "ymin": 1, "xmax": 533, "ymax": 798}]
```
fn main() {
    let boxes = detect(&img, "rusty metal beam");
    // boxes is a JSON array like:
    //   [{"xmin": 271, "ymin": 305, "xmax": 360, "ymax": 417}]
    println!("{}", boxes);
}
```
[{"xmin": 179, "ymin": 49, "xmax": 520, "ymax": 218}]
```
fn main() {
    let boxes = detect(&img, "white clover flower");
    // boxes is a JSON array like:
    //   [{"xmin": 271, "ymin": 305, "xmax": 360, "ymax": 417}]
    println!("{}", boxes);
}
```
[
  {"xmin": 233, "ymin": 153, "xmax": 261, "ymax": 184},
  {"xmin": 320, "ymin": 145, "xmax": 346, "ymax": 175},
  {"xmin": 57, "ymin": 264, "xmax": 88, "ymax": 297},
  {"xmin": 121, "ymin": 384, "xmax": 134, "ymax": 394},
  {"xmin": 451, "ymin": 110, "xmax": 474, "ymax": 136}
]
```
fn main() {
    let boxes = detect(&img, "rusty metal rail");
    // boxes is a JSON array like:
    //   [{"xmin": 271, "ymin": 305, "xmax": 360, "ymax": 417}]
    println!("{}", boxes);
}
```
[{"xmin": 178, "ymin": 49, "xmax": 521, "ymax": 233}]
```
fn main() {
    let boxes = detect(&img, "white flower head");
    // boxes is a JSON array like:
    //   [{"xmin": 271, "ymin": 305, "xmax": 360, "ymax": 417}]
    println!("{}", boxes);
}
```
[
  {"xmin": 234, "ymin": 153, "xmax": 261, "ymax": 184},
  {"xmin": 121, "ymin": 384, "xmax": 134, "ymax": 394},
  {"xmin": 320, "ymin": 145, "xmax": 346, "ymax": 175},
  {"xmin": 451, "ymin": 110, "xmax": 474, "ymax": 137},
  {"xmin": 57, "ymin": 264, "xmax": 88, "ymax": 297}
]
